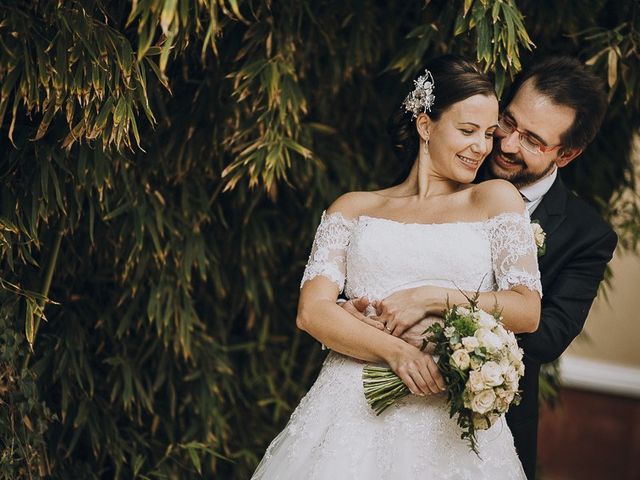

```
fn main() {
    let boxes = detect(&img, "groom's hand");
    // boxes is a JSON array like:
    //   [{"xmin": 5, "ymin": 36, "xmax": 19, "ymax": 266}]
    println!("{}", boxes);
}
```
[
  {"xmin": 399, "ymin": 316, "xmax": 442, "ymax": 351},
  {"xmin": 339, "ymin": 298, "xmax": 385, "ymax": 330}
]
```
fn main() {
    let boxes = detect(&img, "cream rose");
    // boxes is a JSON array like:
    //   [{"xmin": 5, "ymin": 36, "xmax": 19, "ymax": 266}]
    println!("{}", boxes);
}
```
[
  {"xmin": 504, "ymin": 366, "xmax": 519, "ymax": 386},
  {"xmin": 467, "ymin": 369, "xmax": 486, "ymax": 392},
  {"xmin": 531, "ymin": 222, "xmax": 546, "ymax": 248},
  {"xmin": 444, "ymin": 326, "xmax": 456, "ymax": 338},
  {"xmin": 470, "ymin": 389, "xmax": 496, "ymax": 415},
  {"xmin": 494, "ymin": 396, "xmax": 510, "ymax": 412},
  {"xmin": 480, "ymin": 361, "xmax": 504, "ymax": 387},
  {"xmin": 451, "ymin": 349, "xmax": 471, "ymax": 370}
]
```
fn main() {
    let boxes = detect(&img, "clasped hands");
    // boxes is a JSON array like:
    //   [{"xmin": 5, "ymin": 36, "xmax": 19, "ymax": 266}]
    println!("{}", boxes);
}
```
[{"xmin": 340, "ymin": 287, "xmax": 446, "ymax": 396}]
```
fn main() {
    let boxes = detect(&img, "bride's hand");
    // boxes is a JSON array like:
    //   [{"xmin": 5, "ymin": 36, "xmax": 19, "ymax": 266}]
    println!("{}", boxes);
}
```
[
  {"xmin": 373, "ymin": 287, "xmax": 432, "ymax": 337},
  {"xmin": 399, "ymin": 316, "xmax": 443, "ymax": 351},
  {"xmin": 387, "ymin": 344, "xmax": 446, "ymax": 396}
]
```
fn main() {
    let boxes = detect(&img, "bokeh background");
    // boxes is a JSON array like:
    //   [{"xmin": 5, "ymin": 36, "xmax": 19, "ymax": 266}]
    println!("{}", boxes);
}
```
[{"xmin": 0, "ymin": 1, "xmax": 638, "ymax": 478}]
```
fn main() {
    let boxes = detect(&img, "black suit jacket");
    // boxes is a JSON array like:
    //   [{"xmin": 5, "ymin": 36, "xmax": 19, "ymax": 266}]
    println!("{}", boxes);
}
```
[{"xmin": 506, "ymin": 174, "xmax": 618, "ymax": 479}]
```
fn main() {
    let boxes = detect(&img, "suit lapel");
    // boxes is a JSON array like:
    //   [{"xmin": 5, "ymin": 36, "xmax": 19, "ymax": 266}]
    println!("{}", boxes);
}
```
[{"xmin": 531, "ymin": 174, "xmax": 567, "ymax": 238}]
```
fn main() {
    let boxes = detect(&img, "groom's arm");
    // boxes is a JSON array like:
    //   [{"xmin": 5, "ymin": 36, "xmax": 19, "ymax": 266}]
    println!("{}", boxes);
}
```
[{"xmin": 519, "ymin": 227, "xmax": 617, "ymax": 364}]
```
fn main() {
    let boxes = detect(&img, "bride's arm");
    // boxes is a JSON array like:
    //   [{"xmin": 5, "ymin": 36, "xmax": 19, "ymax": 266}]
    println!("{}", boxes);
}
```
[
  {"xmin": 297, "ymin": 278, "xmax": 405, "ymax": 363},
  {"xmin": 374, "ymin": 284, "xmax": 539, "ymax": 335},
  {"xmin": 297, "ymin": 200, "xmax": 445, "ymax": 396},
  {"xmin": 297, "ymin": 275, "xmax": 445, "ymax": 396}
]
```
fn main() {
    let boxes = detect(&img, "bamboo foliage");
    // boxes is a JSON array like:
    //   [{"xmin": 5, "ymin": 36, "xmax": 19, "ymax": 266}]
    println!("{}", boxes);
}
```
[{"xmin": 0, "ymin": 1, "xmax": 638, "ymax": 479}]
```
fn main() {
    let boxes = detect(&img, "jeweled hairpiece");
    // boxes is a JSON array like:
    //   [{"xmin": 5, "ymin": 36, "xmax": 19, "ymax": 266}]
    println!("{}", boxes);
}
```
[{"xmin": 402, "ymin": 69, "xmax": 436, "ymax": 118}]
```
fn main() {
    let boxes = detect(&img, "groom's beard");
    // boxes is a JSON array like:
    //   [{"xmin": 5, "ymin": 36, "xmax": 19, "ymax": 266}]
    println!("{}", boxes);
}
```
[{"xmin": 487, "ymin": 147, "xmax": 556, "ymax": 189}]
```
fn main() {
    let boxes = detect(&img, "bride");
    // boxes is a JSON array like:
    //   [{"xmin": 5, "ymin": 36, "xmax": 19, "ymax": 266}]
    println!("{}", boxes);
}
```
[{"xmin": 252, "ymin": 55, "xmax": 541, "ymax": 479}]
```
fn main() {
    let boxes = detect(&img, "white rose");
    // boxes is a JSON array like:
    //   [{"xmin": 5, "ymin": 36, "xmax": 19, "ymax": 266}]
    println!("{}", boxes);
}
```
[
  {"xmin": 531, "ymin": 222, "xmax": 546, "ymax": 248},
  {"xmin": 467, "ymin": 369, "xmax": 486, "ymax": 392},
  {"xmin": 516, "ymin": 361, "xmax": 525, "ymax": 376},
  {"xmin": 470, "ymin": 389, "xmax": 496, "ymax": 415},
  {"xmin": 477, "ymin": 309, "xmax": 498, "ymax": 329},
  {"xmin": 451, "ymin": 349, "xmax": 471, "ymax": 370},
  {"xmin": 508, "ymin": 343, "xmax": 524, "ymax": 362},
  {"xmin": 475, "ymin": 328, "xmax": 503, "ymax": 353},
  {"xmin": 494, "ymin": 324, "xmax": 513, "ymax": 344},
  {"xmin": 462, "ymin": 336, "xmax": 480, "ymax": 352},
  {"xmin": 480, "ymin": 361, "xmax": 504, "ymax": 387},
  {"xmin": 444, "ymin": 326, "xmax": 456, "ymax": 338},
  {"xmin": 456, "ymin": 306, "xmax": 471, "ymax": 316}
]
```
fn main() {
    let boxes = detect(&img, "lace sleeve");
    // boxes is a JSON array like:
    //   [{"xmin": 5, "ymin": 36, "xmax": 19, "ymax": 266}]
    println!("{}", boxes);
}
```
[
  {"xmin": 300, "ymin": 211, "xmax": 355, "ymax": 291},
  {"xmin": 487, "ymin": 211, "xmax": 542, "ymax": 297}
]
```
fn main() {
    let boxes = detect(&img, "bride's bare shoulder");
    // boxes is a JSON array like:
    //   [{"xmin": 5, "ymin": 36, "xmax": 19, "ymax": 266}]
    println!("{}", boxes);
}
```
[
  {"xmin": 326, "ymin": 191, "xmax": 385, "ymax": 219},
  {"xmin": 470, "ymin": 179, "xmax": 526, "ymax": 217}
]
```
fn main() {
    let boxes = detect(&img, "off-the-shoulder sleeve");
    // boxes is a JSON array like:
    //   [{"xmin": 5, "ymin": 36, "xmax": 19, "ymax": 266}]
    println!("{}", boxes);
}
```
[
  {"xmin": 486, "ymin": 211, "xmax": 542, "ymax": 297},
  {"xmin": 300, "ymin": 211, "xmax": 355, "ymax": 291}
]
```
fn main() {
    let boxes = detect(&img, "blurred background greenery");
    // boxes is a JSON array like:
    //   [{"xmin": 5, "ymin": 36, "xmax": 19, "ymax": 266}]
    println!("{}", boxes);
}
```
[{"xmin": 0, "ymin": 1, "xmax": 638, "ymax": 478}]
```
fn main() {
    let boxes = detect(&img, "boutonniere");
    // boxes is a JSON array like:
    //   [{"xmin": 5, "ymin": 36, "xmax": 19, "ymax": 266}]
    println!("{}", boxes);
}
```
[{"xmin": 531, "ymin": 221, "xmax": 546, "ymax": 257}]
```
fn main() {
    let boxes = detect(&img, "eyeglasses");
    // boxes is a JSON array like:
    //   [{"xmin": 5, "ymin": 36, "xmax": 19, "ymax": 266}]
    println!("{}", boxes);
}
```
[{"xmin": 497, "ymin": 115, "xmax": 562, "ymax": 155}]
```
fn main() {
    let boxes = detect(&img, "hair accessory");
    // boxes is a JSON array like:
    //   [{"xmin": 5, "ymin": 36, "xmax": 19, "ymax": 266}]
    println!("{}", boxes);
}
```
[{"xmin": 403, "ymin": 69, "xmax": 436, "ymax": 118}]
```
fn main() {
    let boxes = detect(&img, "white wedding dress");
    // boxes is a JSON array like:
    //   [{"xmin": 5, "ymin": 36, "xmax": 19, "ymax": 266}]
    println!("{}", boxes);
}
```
[{"xmin": 252, "ymin": 211, "xmax": 542, "ymax": 479}]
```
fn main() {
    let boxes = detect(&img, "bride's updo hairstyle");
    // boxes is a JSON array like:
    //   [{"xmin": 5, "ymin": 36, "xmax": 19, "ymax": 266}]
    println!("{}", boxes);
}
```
[{"xmin": 388, "ymin": 55, "xmax": 495, "ymax": 178}]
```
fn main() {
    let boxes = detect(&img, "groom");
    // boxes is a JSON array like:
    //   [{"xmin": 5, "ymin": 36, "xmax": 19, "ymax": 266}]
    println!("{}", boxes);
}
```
[
  {"xmin": 483, "ymin": 56, "xmax": 617, "ymax": 479},
  {"xmin": 343, "ymin": 56, "xmax": 617, "ymax": 479}
]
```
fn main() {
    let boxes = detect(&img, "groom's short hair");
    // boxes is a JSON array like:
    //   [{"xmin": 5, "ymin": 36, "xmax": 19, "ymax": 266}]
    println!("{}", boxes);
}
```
[{"xmin": 507, "ymin": 56, "xmax": 607, "ymax": 151}]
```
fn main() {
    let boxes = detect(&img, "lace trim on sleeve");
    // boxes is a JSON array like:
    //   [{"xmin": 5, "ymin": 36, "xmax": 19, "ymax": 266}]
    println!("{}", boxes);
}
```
[
  {"xmin": 486, "ymin": 211, "xmax": 543, "ymax": 297},
  {"xmin": 300, "ymin": 211, "xmax": 355, "ymax": 291}
]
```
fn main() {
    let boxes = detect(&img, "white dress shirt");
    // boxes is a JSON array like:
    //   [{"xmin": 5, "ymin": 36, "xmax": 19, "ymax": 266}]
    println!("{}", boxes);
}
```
[{"xmin": 518, "ymin": 167, "xmax": 558, "ymax": 214}]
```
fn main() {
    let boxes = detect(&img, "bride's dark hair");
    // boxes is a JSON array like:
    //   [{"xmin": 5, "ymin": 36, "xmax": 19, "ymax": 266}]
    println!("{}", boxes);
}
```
[{"xmin": 388, "ymin": 55, "xmax": 495, "ymax": 182}]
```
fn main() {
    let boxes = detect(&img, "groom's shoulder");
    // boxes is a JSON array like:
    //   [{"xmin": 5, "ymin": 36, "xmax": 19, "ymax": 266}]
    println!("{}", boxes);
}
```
[
  {"xmin": 563, "ymin": 189, "xmax": 616, "ymax": 238},
  {"xmin": 327, "ymin": 191, "xmax": 383, "ymax": 219}
]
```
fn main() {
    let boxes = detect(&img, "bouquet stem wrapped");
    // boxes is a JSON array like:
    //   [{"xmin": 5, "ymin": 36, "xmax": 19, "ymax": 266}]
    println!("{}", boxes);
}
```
[{"xmin": 362, "ymin": 293, "xmax": 524, "ymax": 454}]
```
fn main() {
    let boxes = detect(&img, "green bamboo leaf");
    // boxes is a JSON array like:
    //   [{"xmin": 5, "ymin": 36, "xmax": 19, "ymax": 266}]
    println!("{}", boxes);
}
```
[
  {"xmin": 49, "ymin": 163, "xmax": 66, "ymax": 213},
  {"xmin": 159, "ymin": 30, "xmax": 176, "ymax": 74},
  {"xmin": 227, "ymin": 0, "xmax": 246, "ymax": 20},
  {"xmin": 160, "ymin": 0, "xmax": 178, "ymax": 34},
  {"xmin": 25, "ymin": 297, "xmax": 35, "ymax": 348},
  {"xmin": 607, "ymin": 48, "xmax": 618, "ymax": 88},
  {"xmin": 464, "ymin": 0, "xmax": 474, "ymax": 17},
  {"xmin": 34, "ymin": 98, "xmax": 58, "ymax": 141},
  {"xmin": 453, "ymin": 15, "xmax": 468, "ymax": 36}
]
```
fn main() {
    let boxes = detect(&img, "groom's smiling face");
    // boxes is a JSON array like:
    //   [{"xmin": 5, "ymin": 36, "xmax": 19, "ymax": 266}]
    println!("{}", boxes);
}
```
[{"xmin": 487, "ymin": 79, "xmax": 577, "ymax": 188}]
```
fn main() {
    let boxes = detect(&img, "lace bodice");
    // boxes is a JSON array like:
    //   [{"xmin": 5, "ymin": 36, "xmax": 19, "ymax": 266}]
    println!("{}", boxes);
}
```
[{"xmin": 301, "ymin": 211, "xmax": 542, "ymax": 300}]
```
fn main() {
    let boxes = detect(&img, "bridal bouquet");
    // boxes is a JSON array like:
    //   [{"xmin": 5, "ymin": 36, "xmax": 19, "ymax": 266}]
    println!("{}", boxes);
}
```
[{"xmin": 362, "ymin": 295, "xmax": 524, "ymax": 453}]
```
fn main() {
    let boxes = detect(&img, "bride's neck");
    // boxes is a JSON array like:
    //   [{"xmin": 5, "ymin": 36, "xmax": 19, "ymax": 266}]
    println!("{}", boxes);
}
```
[{"xmin": 396, "ymin": 155, "xmax": 462, "ymax": 199}]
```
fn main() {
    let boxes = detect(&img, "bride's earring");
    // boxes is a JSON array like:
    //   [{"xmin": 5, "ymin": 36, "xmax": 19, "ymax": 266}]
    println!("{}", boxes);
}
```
[{"xmin": 423, "ymin": 133, "xmax": 430, "ymax": 155}]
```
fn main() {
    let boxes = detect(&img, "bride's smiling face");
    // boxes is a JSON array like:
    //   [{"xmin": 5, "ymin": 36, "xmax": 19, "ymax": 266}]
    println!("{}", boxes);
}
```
[{"xmin": 422, "ymin": 94, "xmax": 499, "ymax": 184}]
